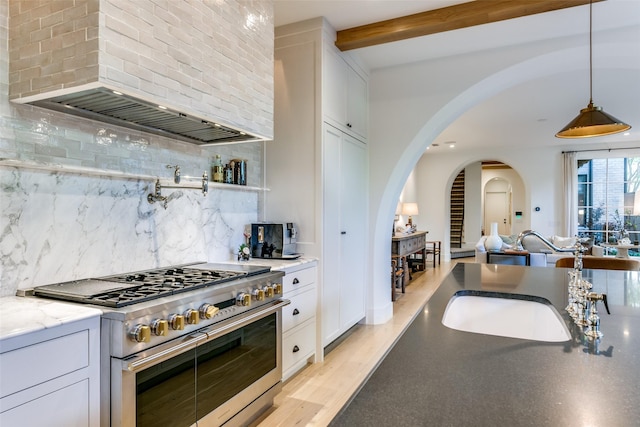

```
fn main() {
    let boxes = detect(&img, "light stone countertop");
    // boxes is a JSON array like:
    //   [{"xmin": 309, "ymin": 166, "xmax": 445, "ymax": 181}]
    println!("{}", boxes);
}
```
[
  {"xmin": 0, "ymin": 296, "xmax": 102, "ymax": 344},
  {"xmin": 226, "ymin": 256, "xmax": 317, "ymax": 273}
]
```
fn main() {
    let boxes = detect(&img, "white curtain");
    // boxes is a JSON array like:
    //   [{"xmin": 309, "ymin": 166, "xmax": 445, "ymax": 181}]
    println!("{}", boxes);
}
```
[{"xmin": 563, "ymin": 151, "xmax": 578, "ymax": 237}]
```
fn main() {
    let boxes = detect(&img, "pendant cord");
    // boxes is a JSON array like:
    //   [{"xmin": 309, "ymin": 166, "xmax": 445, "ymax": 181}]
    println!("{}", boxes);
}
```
[{"xmin": 589, "ymin": 0, "xmax": 593, "ymax": 104}]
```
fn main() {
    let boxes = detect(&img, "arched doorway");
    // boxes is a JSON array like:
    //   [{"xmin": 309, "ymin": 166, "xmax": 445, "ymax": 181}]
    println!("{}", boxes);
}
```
[{"xmin": 447, "ymin": 160, "xmax": 526, "ymax": 255}]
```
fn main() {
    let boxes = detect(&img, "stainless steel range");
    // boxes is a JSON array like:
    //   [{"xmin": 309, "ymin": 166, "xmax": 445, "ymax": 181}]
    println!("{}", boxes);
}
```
[{"xmin": 32, "ymin": 262, "xmax": 288, "ymax": 427}]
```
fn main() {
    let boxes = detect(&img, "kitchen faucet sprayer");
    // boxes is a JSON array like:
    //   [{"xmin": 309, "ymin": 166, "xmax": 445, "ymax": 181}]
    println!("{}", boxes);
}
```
[{"xmin": 585, "ymin": 292, "xmax": 610, "ymax": 339}]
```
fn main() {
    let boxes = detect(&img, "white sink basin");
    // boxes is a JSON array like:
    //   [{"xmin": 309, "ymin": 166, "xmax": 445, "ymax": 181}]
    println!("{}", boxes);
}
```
[{"xmin": 442, "ymin": 293, "xmax": 571, "ymax": 342}]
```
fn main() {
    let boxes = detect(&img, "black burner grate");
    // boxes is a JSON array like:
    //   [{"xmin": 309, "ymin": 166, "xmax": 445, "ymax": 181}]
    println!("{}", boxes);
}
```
[{"xmin": 87, "ymin": 268, "xmax": 247, "ymax": 307}]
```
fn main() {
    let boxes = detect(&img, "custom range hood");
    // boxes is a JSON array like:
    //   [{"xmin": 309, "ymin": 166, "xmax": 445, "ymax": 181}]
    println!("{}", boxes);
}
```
[
  {"xmin": 22, "ymin": 85, "xmax": 263, "ymax": 146},
  {"xmin": 8, "ymin": 1, "xmax": 274, "ymax": 146}
]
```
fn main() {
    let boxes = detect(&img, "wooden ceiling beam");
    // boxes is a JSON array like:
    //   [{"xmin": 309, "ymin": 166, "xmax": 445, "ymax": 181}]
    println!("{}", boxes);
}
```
[{"xmin": 335, "ymin": 0, "xmax": 604, "ymax": 51}]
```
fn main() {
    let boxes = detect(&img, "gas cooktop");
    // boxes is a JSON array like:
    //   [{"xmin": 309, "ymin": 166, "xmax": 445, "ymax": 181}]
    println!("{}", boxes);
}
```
[{"xmin": 32, "ymin": 263, "xmax": 272, "ymax": 308}]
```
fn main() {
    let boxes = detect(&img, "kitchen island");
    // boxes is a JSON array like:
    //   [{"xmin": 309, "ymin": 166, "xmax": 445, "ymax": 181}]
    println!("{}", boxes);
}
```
[{"xmin": 332, "ymin": 263, "xmax": 640, "ymax": 426}]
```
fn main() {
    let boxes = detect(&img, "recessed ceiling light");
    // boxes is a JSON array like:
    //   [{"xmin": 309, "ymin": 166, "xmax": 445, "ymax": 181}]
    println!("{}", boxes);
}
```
[
  {"xmin": 624, "ymin": 132, "xmax": 631, "ymax": 136},
  {"xmin": 112, "ymin": 90, "xmax": 123, "ymax": 95},
  {"xmin": 158, "ymin": 105, "xmax": 167, "ymax": 110}
]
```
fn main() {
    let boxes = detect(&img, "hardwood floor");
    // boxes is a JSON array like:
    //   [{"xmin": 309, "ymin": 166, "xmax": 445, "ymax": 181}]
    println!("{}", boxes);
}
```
[{"xmin": 253, "ymin": 259, "xmax": 468, "ymax": 426}]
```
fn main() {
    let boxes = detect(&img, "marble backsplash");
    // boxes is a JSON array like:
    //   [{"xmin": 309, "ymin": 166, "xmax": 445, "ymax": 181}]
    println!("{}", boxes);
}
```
[{"xmin": 0, "ymin": 166, "xmax": 260, "ymax": 296}]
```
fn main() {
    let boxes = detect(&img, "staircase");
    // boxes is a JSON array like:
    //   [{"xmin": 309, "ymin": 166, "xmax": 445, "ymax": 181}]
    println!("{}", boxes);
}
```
[{"xmin": 450, "ymin": 170, "xmax": 465, "ymax": 249}]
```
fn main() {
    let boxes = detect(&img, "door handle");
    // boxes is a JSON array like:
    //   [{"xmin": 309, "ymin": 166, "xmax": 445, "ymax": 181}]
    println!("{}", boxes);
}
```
[{"xmin": 341, "ymin": 231, "xmax": 346, "ymax": 235}]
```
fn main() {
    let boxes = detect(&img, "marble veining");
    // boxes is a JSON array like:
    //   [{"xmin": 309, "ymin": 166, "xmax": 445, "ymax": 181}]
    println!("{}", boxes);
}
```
[
  {"xmin": 0, "ymin": 167, "xmax": 259, "ymax": 296},
  {"xmin": 0, "ymin": 296, "xmax": 102, "ymax": 343}
]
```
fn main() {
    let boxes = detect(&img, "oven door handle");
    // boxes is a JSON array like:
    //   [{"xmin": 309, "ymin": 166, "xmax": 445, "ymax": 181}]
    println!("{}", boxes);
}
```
[
  {"xmin": 202, "ymin": 299, "xmax": 290, "ymax": 341},
  {"xmin": 123, "ymin": 299, "xmax": 290, "ymax": 373}
]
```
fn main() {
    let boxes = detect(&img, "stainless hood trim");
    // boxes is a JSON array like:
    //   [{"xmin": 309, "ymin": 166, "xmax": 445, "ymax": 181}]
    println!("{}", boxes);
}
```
[{"xmin": 14, "ymin": 86, "xmax": 266, "ymax": 146}]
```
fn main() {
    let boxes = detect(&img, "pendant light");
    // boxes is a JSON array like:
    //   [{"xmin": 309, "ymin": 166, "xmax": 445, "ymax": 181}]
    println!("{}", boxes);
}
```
[{"xmin": 556, "ymin": 0, "xmax": 631, "ymax": 138}]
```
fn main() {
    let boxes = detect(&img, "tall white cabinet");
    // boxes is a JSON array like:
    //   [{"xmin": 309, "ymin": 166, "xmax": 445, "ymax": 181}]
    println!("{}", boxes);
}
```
[{"xmin": 268, "ymin": 17, "xmax": 369, "ymax": 349}]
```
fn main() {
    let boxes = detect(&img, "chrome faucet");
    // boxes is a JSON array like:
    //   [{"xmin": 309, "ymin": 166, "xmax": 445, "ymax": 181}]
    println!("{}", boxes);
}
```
[
  {"xmin": 514, "ymin": 230, "xmax": 577, "ymax": 253},
  {"xmin": 585, "ymin": 292, "xmax": 610, "ymax": 339},
  {"xmin": 147, "ymin": 165, "xmax": 209, "ymax": 209}
]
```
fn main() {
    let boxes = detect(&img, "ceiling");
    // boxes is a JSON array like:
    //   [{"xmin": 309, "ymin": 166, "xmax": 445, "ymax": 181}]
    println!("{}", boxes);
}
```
[{"xmin": 274, "ymin": 0, "xmax": 640, "ymax": 154}]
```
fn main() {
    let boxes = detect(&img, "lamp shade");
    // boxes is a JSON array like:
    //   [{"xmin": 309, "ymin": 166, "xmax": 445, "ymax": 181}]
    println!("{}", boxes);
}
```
[
  {"xmin": 401, "ymin": 202, "xmax": 419, "ymax": 216},
  {"xmin": 555, "ymin": 101, "xmax": 631, "ymax": 138}
]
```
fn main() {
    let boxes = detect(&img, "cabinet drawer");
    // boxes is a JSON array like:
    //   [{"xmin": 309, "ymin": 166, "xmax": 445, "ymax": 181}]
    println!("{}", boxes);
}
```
[
  {"xmin": 0, "ymin": 379, "xmax": 89, "ymax": 426},
  {"xmin": 282, "ymin": 266, "xmax": 316, "ymax": 294},
  {"xmin": 0, "ymin": 330, "xmax": 89, "ymax": 398},
  {"xmin": 282, "ymin": 320, "xmax": 316, "ymax": 378},
  {"xmin": 282, "ymin": 287, "xmax": 316, "ymax": 332}
]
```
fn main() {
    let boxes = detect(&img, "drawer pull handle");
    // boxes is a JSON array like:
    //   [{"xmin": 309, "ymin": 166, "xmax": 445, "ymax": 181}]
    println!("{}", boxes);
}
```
[
  {"xmin": 293, "ymin": 278, "xmax": 300, "ymax": 284},
  {"xmin": 293, "ymin": 308, "xmax": 300, "ymax": 315},
  {"xmin": 293, "ymin": 345, "xmax": 300, "ymax": 353}
]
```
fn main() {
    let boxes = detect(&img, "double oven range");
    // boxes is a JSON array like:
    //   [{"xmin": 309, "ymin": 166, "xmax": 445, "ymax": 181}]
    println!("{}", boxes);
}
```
[{"xmin": 31, "ymin": 262, "xmax": 288, "ymax": 427}]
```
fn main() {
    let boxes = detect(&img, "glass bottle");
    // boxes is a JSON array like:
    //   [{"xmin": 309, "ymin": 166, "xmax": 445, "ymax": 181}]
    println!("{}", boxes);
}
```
[
  {"xmin": 223, "ymin": 164, "xmax": 233, "ymax": 184},
  {"xmin": 212, "ymin": 155, "xmax": 224, "ymax": 183}
]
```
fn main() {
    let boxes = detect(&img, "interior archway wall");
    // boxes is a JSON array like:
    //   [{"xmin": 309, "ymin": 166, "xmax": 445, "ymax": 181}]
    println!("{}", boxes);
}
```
[{"xmin": 365, "ymin": 35, "xmax": 639, "ymax": 326}]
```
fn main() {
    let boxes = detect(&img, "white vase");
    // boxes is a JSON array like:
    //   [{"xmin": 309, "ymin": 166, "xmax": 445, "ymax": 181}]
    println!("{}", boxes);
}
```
[{"xmin": 484, "ymin": 222, "xmax": 503, "ymax": 251}]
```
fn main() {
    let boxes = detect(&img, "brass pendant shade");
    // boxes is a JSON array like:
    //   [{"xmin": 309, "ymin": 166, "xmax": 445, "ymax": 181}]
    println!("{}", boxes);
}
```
[
  {"xmin": 556, "ymin": 101, "xmax": 631, "ymax": 138},
  {"xmin": 555, "ymin": 0, "xmax": 631, "ymax": 139}
]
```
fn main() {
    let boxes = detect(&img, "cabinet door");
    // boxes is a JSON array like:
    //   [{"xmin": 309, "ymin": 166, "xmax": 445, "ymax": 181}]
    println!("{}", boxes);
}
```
[
  {"xmin": 323, "ymin": 44, "xmax": 347, "ymax": 130},
  {"xmin": 339, "ymin": 133, "xmax": 367, "ymax": 328},
  {"xmin": 322, "ymin": 124, "xmax": 343, "ymax": 345},
  {"xmin": 346, "ymin": 66, "xmax": 368, "ymax": 140}
]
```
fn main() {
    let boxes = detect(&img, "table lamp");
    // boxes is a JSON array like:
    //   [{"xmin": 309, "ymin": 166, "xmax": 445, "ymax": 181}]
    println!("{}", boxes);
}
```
[{"xmin": 402, "ymin": 203, "xmax": 419, "ymax": 228}]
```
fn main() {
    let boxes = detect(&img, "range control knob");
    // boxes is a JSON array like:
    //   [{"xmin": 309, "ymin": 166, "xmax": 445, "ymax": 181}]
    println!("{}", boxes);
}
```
[
  {"xmin": 150, "ymin": 319, "xmax": 169, "ymax": 336},
  {"xmin": 169, "ymin": 314, "xmax": 185, "ymax": 330},
  {"xmin": 274, "ymin": 283, "xmax": 283, "ymax": 295},
  {"xmin": 252, "ymin": 288, "xmax": 265, "ymax": 301},
  {"xmin": 263, "ymin": 285, "xmax": 274, "ymax": 298},
  {"xmin": 236, "ymin": 293, "xmax": 251, "ymax": 307},
  {"xmin": 130, "ymin": 324, "xmax": 151, "ymax": 343},
  {"xmin": 184, "ymin": 309, "xmax": 199, "ymax": 325},
  {"xmin": 199, "ymin": 303, "xmax": 219, "ymax": 319}
]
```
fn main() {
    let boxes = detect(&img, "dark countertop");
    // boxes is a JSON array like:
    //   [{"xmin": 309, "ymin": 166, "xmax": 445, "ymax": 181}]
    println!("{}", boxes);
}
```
[{"xmin": 332, "ymin": 263, "xmax": 640, "ymax": 426}]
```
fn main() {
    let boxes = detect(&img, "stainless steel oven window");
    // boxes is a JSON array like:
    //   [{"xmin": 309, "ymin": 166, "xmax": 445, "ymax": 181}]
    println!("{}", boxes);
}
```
[
  {"xmin": 133, "ymin": 313, "xmax": 277, "ymax": 426},
  {"xmin": 136, "ymin": 347, "xmax": 197, "ymax": 426},
  {"xmin": 196, "ymin": 313, "xmax": 276, "ymax": 420}
]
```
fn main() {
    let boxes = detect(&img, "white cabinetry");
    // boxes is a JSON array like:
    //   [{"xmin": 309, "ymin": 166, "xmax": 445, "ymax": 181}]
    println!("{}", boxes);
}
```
[
  {"xmin": 280, "ymin": 262, "xmax": 318, "ymax": 380},
  {"xmin": 269, "ymin": 18, "xmax": 369, "ymax": 351},
  {"xmin": 0, "ymin": 315, "xmax": 100, "ymax": 426},
  {"xmin": 323, "ymin": 43, "xmax": 368, "ymax": 141},
  {"xmin": 321, "ymin": 125, "xmax": 367, "ymax": 344}
]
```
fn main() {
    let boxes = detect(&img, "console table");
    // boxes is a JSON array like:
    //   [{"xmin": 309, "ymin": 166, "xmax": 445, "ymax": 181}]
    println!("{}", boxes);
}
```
[{"xmin": 391, "ymin": 231, "xmax": 428, "ymax": 300}]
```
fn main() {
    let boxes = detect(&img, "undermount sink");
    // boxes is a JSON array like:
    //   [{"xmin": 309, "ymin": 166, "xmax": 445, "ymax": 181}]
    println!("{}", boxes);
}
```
[{"xmin": 442, "ymin": 292, "xmax": 571, "ymax": 342}]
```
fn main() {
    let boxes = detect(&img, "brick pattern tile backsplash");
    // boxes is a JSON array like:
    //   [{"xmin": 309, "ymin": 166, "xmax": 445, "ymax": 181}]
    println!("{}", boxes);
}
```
[{"xmin": 8, "ymin": 0, "xmax": 274, "ymax": 139}]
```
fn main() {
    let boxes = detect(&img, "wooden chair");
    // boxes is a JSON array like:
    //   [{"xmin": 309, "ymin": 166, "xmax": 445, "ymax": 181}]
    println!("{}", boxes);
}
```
[
  {"xmin": 391, "ymin": 258, "xmax": 406, "ymax": 301},
  {"xmin": 425, "ymin": 241, "xmax": 441, "ymax": 267},
  {"xmin": 555, "ymin": 256, "xmax": 640, "ymax": 271}
]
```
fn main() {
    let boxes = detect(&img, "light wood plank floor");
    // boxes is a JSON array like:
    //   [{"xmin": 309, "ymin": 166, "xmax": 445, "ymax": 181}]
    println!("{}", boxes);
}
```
[{"xmin": 253, "ymin": 259, "xmax": 467, "ymax": 427}]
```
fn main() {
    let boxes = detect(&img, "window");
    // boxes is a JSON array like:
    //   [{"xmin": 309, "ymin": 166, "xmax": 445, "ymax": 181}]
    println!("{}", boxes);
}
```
[{"xmin": 577, "ymin": 157, "xmax": 640, "ymax": 257}]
